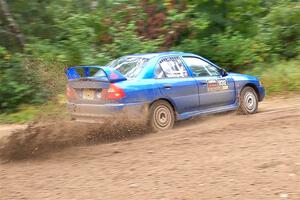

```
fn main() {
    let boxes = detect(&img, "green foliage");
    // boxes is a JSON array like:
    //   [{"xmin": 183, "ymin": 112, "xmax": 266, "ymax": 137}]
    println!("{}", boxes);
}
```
[
  {"xmin": 173, "ymin": 0, "xmax": 300, "ymax": 68},
  {"xmin": 102, "ymin": 22, "xmax": 162, "ymax": 58},
  {"xmin": 174, "ymin": 33, "xmax": 270, "ymax": 70},
  {"xmin": 258, "ymin": 2, "xmax": 300, "ymax": 58},
  {"xmin": 0, "ymin": 0, "xmax": 300, "ymax": 117},
  {"xmin": 248, "ymin": 60, "xmax": 300, "ymax": 93},
  {"xmin": 2, "ymin": 0, "xmax": 299, "ymax": 67},
  {"xmin": 0, "ymin": 47, "xmax": 46, "ymax": 113}
]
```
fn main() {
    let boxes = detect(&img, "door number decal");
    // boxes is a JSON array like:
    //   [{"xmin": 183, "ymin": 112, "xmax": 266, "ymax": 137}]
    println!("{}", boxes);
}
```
[{"xmin": 207, "ymin": 79, "xmax": 229, "ymax": 92}]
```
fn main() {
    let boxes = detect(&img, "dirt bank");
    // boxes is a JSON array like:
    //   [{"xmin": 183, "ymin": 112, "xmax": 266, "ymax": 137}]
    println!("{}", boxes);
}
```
[{"xmin": 0, "ymin": 95, "xmax": 300, "ymax": 200}]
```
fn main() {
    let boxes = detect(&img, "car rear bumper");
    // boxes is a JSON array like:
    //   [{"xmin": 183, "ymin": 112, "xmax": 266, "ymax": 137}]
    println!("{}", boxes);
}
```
[
  {"xmin": 258, "ymin": 86, "xmax": 265, "ymax": 101},
  {"xmin": 67, "ymin": 102, "xmax": 147, "ymax": 123}
]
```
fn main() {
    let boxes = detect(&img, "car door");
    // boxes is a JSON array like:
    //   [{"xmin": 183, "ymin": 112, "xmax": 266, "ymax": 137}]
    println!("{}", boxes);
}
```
[
  {"xmin": 154, "ymin": 56, "xmax": 199, "ymax": 114},
  {"xmin": 182, "ymin": 56, "xmax": 236, "ymax": 109}
]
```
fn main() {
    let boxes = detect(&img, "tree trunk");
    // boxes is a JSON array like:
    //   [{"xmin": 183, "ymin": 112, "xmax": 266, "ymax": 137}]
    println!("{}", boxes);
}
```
[{"xmin": 0, "ymin": 0, "xmax": 26, "ymax": 50}]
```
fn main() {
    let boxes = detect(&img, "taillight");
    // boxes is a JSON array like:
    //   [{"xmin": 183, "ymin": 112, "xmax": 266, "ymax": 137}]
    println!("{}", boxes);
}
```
[
  {"xmin": 102, "ymin": 84, "xmax": 125, "ymax": 100},
  {"xmin": 66, "ymin": 85, "xmax": 77, "ymax": 100}
]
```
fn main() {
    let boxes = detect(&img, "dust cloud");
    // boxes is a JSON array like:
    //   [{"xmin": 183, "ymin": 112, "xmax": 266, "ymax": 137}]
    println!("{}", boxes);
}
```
[{"xmin": 0, "ymin": 119, "xmax": 148, "ymax": 161}]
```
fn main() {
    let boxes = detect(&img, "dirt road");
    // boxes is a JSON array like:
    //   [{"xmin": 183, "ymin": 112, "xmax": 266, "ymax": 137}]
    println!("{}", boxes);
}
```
[
  {"xmin": 0, "ymin": 124, "xmax": 27, "ymax": 138},
  {"xmin": 1, "ymin": 95, "xmax": 300, "ymax": 200}
]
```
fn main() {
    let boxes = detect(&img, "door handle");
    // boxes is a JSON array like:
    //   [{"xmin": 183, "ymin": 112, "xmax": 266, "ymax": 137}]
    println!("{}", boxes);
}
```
[
  {"xmin": 200, "ymin": 82, "xmax": 207, "ymax": 85},
  {"xmin": 163, "ymin": 84, "xmax": 172, "ymax": 89}
]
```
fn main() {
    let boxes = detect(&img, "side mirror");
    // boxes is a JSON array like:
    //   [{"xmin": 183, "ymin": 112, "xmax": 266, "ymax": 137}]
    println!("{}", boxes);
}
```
[{"xmin": 220, "ymin": 68, "xmax": 228, "ymax": 77}]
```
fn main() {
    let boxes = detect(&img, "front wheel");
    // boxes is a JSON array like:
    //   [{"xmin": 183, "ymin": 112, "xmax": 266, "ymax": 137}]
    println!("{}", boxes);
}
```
[
  {"xmin": 238, "ymin": 86, "xmax": 259, "ymax": 115},
  {"xmin": 148, "ymin": 100, "xmax": 175, "ymax": 132}
]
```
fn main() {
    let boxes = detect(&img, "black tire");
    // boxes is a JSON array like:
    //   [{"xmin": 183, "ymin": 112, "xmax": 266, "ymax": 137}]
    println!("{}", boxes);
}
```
[
  {"xmin": 148, "ymin": 100, "xmax": 175, "ymax": 132},
  {"xmin": 238, "ymin": 86, "xmax": 259, "ymax": 115}
]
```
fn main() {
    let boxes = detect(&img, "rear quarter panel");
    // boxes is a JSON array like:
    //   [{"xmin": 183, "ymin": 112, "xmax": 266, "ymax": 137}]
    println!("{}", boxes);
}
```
[
  {"xmin": 115, "ymin": 79, "xmax": 160, "ymax": 104},
  {"xmin": 115, "ymin": 79, "xmax": 185, "ymax": 114}
]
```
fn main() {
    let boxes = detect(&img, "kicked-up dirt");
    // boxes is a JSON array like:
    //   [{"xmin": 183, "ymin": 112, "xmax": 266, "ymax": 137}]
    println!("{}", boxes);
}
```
[{"xmin": 0, "ymin": 94, "xmax": 300, "ymax": 200}]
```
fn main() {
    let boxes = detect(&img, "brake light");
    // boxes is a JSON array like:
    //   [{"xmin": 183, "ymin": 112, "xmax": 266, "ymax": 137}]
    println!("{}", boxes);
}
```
[
  {"xmin": 102, "ymin": 84, "xmax": 125, "ymax": 100},
  {"xmin": 66, "ymin": 85, "xmax": 77, "ymax": 100}
]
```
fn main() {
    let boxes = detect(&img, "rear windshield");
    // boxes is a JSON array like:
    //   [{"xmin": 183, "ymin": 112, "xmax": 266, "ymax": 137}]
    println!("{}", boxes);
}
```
[{"xmin": 100, "ymin": 57, "xmax": 149, "ymax": 79}]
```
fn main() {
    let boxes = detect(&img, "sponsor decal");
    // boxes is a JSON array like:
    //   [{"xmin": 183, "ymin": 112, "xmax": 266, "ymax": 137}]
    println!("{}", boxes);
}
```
[{"xmin": 207, "ymin": 78, "xmax": 229, "ymax": 92}]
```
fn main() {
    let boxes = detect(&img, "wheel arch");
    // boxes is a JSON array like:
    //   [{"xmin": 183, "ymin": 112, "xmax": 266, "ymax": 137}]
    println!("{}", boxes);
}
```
[
  {"xmin": 149, "ymin": 98, "xmax": 177, "ymax": 118},
  {"xmin": 242, "ymin": 83, "xmax": 260, "ymax": 100}
]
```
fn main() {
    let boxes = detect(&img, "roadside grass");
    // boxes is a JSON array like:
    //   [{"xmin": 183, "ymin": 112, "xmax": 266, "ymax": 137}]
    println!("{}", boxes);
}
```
[
  {"xmin": 0, "ymin": 60, "xmax": 299, "ymax": 124},
  {"xmin": 0, "ymin": 95, "xmax": 68, "ymax": 124},
  {"xmin": 248, "ymin": 60, "xmax": 300, "ymax": 94},
  {"xmin": 0, "ymin": 106, "xmax": 40, "ymax": 124}
]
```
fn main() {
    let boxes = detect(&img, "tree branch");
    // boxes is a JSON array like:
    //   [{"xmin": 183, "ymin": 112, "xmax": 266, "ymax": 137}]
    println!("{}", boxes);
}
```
[{"xmin": 0, "ymin": 0, "xmax": 26, "ymax": 50}]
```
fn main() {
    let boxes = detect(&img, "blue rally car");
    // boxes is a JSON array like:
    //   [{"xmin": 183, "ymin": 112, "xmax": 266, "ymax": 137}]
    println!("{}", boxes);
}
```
[{"xmin": 66, "ymin": 52, "xmax": 265, "ymax": 132}]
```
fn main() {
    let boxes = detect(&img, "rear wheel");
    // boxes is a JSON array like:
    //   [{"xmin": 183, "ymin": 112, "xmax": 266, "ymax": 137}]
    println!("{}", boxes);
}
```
[
  {"xmin": 238, "ymin": 86, "xmax": 258, "ymax": 114},
  {"xmin": 149, "ymin": 100, "xmax": 175, "ymax": 132}
]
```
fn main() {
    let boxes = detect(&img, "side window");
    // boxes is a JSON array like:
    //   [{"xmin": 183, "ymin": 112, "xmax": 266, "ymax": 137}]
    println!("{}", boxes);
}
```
[
  {"xmin": 156, "ymin": 57, "xmax": 188, "ymax": 78},
  {"xmin": 183, "ymin": 57, "xmax": 220, "ymax": 77},
  {"xmin": 205, "ymin": 64, "xmax": 220, "ymax": 76}
]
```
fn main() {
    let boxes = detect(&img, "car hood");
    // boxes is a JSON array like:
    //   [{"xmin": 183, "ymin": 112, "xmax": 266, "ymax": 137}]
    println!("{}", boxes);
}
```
[{"xmin": 227, "ymin": 72, "xmax": 258, "ymax": 82}]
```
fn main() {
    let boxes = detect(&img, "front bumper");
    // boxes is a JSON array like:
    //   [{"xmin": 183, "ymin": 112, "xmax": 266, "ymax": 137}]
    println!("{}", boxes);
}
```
[
  {"xmin": 258, "ymin": 86, "xmax": 265, "ymax": 101},
  {"xmin": 67, "ymin": 102, "xmax": 147, "ymax": 123}
]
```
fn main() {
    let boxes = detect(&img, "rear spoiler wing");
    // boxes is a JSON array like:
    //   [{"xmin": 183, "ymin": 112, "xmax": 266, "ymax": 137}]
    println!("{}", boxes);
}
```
[{"xmin": 65, "ymin": 66, "xmax": 127, "ymax": 83}]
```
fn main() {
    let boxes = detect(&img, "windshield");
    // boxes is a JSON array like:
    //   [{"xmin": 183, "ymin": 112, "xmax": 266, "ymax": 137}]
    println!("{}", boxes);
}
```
[{"xmin": 101, "ymin": 57, "xmax": 149, "ymax": 79}]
